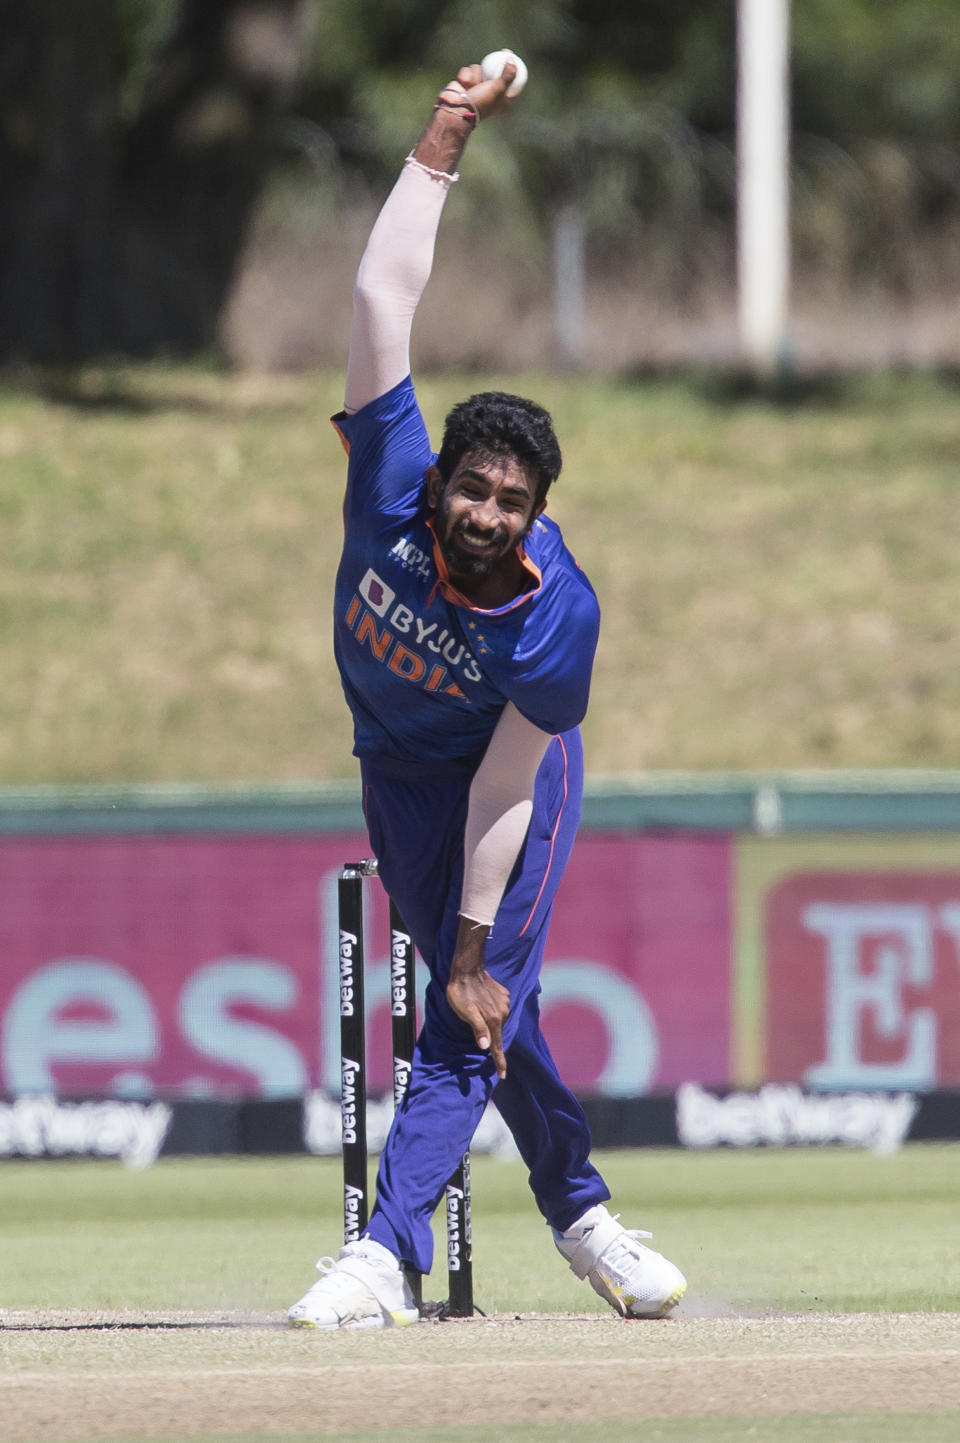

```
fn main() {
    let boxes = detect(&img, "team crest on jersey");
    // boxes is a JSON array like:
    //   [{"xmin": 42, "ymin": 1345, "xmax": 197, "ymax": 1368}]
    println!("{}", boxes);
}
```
[{"xmin": 358, "ymin": 569, "xmax": 396, "ymax": 617}]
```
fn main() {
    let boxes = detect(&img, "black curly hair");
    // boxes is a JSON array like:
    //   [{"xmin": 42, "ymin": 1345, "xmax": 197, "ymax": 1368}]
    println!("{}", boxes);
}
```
[{"xmin": 435, "ymin": 392, "xmax": 562, "ymax": 508}]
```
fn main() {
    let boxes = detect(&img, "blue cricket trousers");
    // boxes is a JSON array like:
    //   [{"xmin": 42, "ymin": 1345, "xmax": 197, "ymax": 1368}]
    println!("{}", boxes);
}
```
[{"xmin": 359, "ymin": 728, "xmax": 610, "ymax": 1275}]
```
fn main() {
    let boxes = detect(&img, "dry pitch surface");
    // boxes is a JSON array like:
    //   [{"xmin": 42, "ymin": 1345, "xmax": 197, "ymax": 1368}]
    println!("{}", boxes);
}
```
[{"xmin": 3, "ymin": 1305, "xmax": 959, "ymax": 1441}]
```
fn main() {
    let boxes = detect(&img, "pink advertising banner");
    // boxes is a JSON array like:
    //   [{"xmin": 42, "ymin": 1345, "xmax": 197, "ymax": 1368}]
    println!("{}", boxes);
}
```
[{"xmin": 0, "ymin": 833, "xmax": 732, "ymax": 1099}]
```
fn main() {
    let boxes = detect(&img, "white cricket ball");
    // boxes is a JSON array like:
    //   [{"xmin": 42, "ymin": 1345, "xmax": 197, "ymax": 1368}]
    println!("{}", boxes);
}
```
[{"xmin": 480, "ymin": 49, "xmax": 528, "ymax": 98}]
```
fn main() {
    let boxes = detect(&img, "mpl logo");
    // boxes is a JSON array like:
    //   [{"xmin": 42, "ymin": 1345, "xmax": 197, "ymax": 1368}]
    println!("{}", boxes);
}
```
[
  {"xmin": 765, "ymin": 871, "xmax": 960, "ymax": 1090},
  {"xmin": 388, "ymin": 536, "xmax": 432, "ymax": 581},
  {"xmin": 358, "ymin": 569, "xmax": 395, "ymax": 618}
]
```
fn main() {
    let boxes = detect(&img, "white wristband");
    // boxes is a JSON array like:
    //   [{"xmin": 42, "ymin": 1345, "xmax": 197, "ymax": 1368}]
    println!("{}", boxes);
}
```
[{"xmin": 404, "ymin": 153, "xmax": 459, "ymax": 186}]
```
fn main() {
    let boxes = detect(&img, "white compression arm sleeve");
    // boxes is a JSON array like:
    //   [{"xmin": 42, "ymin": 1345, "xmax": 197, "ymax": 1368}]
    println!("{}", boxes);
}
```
[
  {"xmin": 344, "ymin": 158, "xmax": 456, "ymax": 415},
  {"xmin": 460, "ymin": 703, "xmax": 554, "ymax": 928}
]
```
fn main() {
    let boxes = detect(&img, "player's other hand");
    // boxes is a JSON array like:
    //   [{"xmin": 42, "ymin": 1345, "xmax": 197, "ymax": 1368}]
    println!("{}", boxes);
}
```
[
  {"xmin": 446, "ymin": 968, "xmax": 510, "ymax": 1079},
  {"xmin": 444, "ymin": 60, "xmax": 517, "ymax": 121},
  {"xmin": 447, "ymin": 915, "xmax": 510, "ymax": 1077}
]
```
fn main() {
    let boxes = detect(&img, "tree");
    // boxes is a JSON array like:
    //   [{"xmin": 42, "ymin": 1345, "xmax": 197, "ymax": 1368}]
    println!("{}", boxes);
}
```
[{"xmin": 0, "ymin": 0, "xmax": 311, "ymax": 361}]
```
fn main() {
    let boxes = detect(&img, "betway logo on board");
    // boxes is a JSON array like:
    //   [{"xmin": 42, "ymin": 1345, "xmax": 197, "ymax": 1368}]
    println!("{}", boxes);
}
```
[
  {"xmin": 393, "ymin": 1058, "xmax": 412, "ymax": 1108},
  {"xmin": 339, "ymin": 930, "xmax": 357, "ymax": 1016},
  {"xmin": 0, "ymin": 1094, "xmax": 171, "ymax": 1168},
  {"xmin": 340, "ymin": 1057, "xmax": 361, "ymax": 1144},
  {"xmin": 676, "ymin": 1082, "xmax": 917, "ymax": 1155},
  {"xmin": 446, "ymin": 1185, "xmax": 465, "ymax": 1271},
  {"xmin": 344, "ymin": 1182, "xmax": 364, "ymax": 1242},
  {"xmin": 390, "ymin": 931, "xmax": 412, "ymax": 1018}
]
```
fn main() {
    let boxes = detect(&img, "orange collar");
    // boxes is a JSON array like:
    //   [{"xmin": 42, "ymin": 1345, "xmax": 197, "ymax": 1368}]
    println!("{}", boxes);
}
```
[{"xmin": 425, "ymin": 517, "xmax": 542, "ymax": 613}]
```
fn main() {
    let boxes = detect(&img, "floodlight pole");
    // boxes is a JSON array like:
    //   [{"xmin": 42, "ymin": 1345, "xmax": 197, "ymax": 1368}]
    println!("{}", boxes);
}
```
[{"xmin": 736, "ymin": 0, "xmax": 792, "ymax": 380}]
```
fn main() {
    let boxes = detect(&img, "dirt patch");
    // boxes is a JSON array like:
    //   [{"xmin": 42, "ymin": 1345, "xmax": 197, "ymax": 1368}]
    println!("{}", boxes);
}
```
[{"xmin": 2, "ymin": 1311, "xmax": 959, "ymax": 1441}]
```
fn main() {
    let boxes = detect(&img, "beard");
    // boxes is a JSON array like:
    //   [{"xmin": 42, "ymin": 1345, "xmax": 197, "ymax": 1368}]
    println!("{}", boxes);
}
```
[{"xmin": 435, "ymin": 500, "xmax": 513, "ymax": 580}]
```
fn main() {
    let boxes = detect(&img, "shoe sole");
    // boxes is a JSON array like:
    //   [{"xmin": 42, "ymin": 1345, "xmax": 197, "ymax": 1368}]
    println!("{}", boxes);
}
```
[
  {"xmin": 287, "ymin": 1307, "xmax": 421, "ymax": 1332},
  {"xmin": 624, "ymin": 1279, "xmax": 688, "ymax": 1319}
]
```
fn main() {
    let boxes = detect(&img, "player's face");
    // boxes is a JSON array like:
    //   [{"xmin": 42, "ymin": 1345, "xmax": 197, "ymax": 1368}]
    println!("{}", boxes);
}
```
[{"xmin": 430, "ymin": 451, "xmax": 542, "ymax": 581}]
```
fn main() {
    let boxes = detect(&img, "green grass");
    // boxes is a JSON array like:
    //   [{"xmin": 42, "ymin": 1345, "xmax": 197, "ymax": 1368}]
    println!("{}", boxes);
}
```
[
  {"xmin": 5, "ymin": 1148, "xmax": 958, "ymax": 1442},
  {"xmin": 3, "ymin": 1144, "xmax": 959, "ymax": 1315},
  {"xmin": 49, "ymin": 1421, "xmax": 960, "ymax": 1443},
  {"xmin": 3, "ymin": 365, "xmax": 960, "ymax": 782}
]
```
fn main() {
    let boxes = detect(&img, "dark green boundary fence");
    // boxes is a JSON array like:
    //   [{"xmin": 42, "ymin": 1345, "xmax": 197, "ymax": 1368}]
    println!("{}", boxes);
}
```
[{"xmin": 5, "ymin": 772, "xmax": 960, "ymax": 835}]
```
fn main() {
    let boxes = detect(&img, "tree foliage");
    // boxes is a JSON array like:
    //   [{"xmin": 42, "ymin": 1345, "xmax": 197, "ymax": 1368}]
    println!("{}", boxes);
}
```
[
  {"xmin": 292, "ymin": 0, "xmax": 960, "ymax": 175},
  {"xmin": 2, "ymin": 0, "xmax": 959, "ymax": 361},
  {"xmin": 0, "ymin": 0, "xmax": 308, "ymax": 361}
]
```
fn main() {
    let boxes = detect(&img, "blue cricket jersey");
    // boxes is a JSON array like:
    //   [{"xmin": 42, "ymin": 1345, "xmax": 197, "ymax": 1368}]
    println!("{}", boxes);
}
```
[{"xmin": 332, "ymin": 376, "xmax": 600, "ymax": 766}]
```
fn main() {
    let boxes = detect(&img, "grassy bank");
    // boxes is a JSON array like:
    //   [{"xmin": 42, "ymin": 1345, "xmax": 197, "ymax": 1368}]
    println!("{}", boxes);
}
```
[{"xmin": 2, "ymin": 366, "xmax": 959, "ymax": 783}]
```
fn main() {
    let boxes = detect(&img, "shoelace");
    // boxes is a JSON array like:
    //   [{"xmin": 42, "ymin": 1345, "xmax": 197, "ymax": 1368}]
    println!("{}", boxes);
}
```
[
  {"xmin": 305, "ymin": 1254, "xmax": 376, "ymax": 1306},
  {"xmin": 312, "ymin": 1248, "xmax": 392, "ymax": 1286},
  {"xmin": 597, "ymin": 1217, "xmax": 656, "ymax": 1275},
  {"xmin": 605, "ymin": 1230, "xmax": 653, "ymax": 1261},
  {"xmin": 608, "ymin": 1213, "xmax": 653, "ymax": 1242}
]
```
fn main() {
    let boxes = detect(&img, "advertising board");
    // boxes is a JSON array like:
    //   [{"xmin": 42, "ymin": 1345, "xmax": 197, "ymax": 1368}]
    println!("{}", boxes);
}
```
[
  {"xmin": 736, "ymin": 836, "xmax": 960, "ymax": 1091},
  {"xmin": 0, "ymin": 833, "xmax": 732, "ymax": 1100}
]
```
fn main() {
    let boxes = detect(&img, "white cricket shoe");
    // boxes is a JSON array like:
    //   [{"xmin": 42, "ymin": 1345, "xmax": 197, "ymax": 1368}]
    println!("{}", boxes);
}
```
[
  {"xmin": 287, "ymin": 1238, "xmax": 421, "ymax": 1331},
  {"xmin": 554, "ymin": 1203, "xmax": 686, "ymax": 1319}
]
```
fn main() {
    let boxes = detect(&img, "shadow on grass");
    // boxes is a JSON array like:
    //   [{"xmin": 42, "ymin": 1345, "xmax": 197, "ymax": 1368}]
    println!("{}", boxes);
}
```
[
  {"xmin": 618, "ymin": 361, "xmax": 960, "ymax": 410},
  {"xmin": 0, "ymin": 363, "xmax": 306, "ymax": 417}
]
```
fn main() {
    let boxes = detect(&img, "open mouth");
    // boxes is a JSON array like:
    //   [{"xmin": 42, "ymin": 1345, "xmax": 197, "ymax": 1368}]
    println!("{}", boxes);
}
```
[{"xmin": 456, "ymin": 529, "xmax": 501, "ymax": 554}]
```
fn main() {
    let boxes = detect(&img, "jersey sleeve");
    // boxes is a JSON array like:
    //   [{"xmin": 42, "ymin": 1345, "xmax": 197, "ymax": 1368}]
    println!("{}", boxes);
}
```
[
  {"xmin": 332, "ymin": 375, "xmax": 435, "ymax": 522},
  {"xmin": 480, "ymin": 575, "xmax": 601, "ymax": 736}
]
